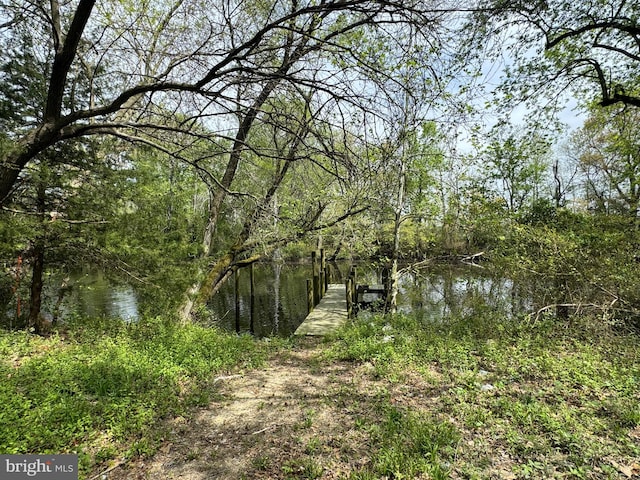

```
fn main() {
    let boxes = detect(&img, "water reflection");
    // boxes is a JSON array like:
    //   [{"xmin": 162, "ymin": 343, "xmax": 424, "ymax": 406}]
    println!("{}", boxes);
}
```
[
  {"xmin": 208, "ymin": 263, "xmax": 539, "ymax": 337},
  {"xmin": 207, "ymin": 262, "xmax": 310, "ymax": 337},
  {"xmin": 2, "ymin": 262, "xmax": 571, "ymax": 335},
  {"xmin": 395, "ymin": 271, "xmax": 534, "ymax": 320},
  {"xmin": 62, "ymin": 271, "xmax": 139, "ymax": 321}
]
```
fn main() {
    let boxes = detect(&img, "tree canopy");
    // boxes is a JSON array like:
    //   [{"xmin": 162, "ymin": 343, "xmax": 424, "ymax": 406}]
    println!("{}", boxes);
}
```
[
  {"xmin": 473, "ymin": 0, "xmax": 640, "ymax": 108},
  {"xmin": 2, "ymin": 0, "xmax": 640, "ymax": 327}
]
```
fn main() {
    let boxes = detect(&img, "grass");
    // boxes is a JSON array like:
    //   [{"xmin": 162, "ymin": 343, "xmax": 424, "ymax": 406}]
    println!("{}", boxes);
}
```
[
  {"xmin": 0, "ymin": 316, "xmax": 279, "ymax": 477},
  {"xmin": 324, "ymin": 310, "xmax": 640, "ymax": 479},
  {"xmin": 2, "ymin": 307, "xmax": 639, "ymax": 479}
]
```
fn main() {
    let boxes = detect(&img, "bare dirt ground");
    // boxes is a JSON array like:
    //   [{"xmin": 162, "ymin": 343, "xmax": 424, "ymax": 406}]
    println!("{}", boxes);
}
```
[{"xmin": 104, "ymin": 338, "xmax": 392, "ymax": 480}]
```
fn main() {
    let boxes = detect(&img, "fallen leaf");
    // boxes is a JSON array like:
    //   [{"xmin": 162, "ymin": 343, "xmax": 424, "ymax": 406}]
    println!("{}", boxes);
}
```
[
  {"xmin": 610, "ymin": 460, "xmax": 640, "ymax": 478},
  {"xmin": 497, "ymin": 469, "xmax": 516, "ymax": 480}
]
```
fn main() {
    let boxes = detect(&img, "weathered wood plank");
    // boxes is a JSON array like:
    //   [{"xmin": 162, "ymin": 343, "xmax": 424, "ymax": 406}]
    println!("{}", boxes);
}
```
[{"xmin": 294, "ymin": 284, "xmax": 348, "ymax": 336}]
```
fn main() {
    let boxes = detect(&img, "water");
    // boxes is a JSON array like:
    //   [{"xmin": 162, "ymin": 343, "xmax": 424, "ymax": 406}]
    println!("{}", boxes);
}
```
[
  {"xmin": 208, "ymin": 262, "xmax": 537, "ymax": 337},
  {"xmin": 66, "ymin": 271, "xmax": 139, "ymax": 321},
  {"xmin": 206, "ymin": 261, "xmax": 353, "ymax": 337},
  {"xmin": 7, "ymin": 263, "xmax": 561, "ymax": 336}
]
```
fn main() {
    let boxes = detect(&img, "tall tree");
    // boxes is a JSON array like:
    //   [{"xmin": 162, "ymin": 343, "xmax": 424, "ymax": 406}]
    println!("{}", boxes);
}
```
[
  {"xmin": 572, "ymin": 105, "xmax": 640, "ymax": 218},
  {"xmin": 479, "ymin": 126, "xmax": 550, "ymax": 214},
  {"xmin": 0, "ymin": 1, "xmax": 474, "ymax": 321},
  {"xmin": 0, "ymin": 0, "xmax": 463, "ymax": 206}
]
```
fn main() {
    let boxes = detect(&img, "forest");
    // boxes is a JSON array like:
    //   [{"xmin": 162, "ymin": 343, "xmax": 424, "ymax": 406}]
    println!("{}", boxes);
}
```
[{"xmin": 0, "ymin": 1, "xmax": 639, "ymax": 479}]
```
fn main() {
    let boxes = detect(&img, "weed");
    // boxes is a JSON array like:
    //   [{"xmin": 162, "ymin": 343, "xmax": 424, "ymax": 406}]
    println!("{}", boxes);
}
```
[
  {"xmin": 0, "ymin": 316, "xmax": 274, "ymax": 476},
  {"xmin": 348, "ymin": 399, "xmax": 459, "ymax": 479},
  {"xmin": 282, "ymin": 458, "xmax": 324, "ymax": 479},
  {"xmin": 185, "ymin": 448, "xmax": 200, "ymax": 461},
  {"xmin": 294, "ymin": 408, "xmax": 316, "ymax": 430},
  {"xmin": 305, "ymin": 437, "xmax": 321, "ymax": 455},
  {"xmin": 326, "ymin": 310, "xmax": 640, "ymax": 479},
  {"xmin": 251, "ymin": 454, "xmax": 271, "ymax": 471}
]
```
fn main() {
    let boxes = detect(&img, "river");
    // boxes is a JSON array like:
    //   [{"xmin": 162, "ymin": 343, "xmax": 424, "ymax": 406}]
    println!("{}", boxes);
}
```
[{"xmin": 27, "ymin": 262, "xmax": 549, "ymax": 337}]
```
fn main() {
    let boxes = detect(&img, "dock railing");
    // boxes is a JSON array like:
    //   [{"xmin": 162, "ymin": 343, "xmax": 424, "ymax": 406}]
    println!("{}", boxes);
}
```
[{"xmin": 307, "ymin": 249, "xmax": 330, "ymax": 314}]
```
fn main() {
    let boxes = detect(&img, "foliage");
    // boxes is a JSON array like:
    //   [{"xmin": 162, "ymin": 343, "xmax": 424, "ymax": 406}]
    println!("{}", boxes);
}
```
[
  {"xmin": 0, "ymin": 316, "xmax": 276, "ymax": 474},
  {"xmin": 326, "ymin": 310, "xmax": 640, "ymax": 479},
  {"xmin": 351, "ymin": 402, "xmax": 458, "ymax": 479},
  {"xmin": 571, "ymin": 104, "xmax": 640, "ymax": 217},
  {"xmin": 478, "ymin": 126, "xmax": 550, "ymax": 213}
]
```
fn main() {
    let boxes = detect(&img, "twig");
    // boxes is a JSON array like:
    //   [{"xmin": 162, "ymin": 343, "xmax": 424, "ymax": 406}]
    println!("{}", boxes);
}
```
[
  {"xmin": 1, "ymin": 206, "xmax": 109, "ymax": 224},
  {"xmin": 212, "ymin": 374, "xmax": 243, "ymax": 384},
  {"xmin": 88, "ymin": 459, "xmax": 126, "ymax": 480},
  {"xmin": 251, "ymin": 424, "xmax": 278, "ymax": 435},
  {"xmin": 531, "ymin": 302, "xmax": 603, "ymax": 322}
]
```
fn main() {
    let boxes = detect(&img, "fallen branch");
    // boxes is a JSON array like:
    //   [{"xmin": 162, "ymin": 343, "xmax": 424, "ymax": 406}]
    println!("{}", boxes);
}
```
[
  {"xmin": 460, "ymin": 251, "xmax": 485, "ymax": 268},
  {"xmin": 212, "ymin": 374, "xmax": 243, "ymax": 384},
  {"xmin": 397, "ymin": 258, "xmax": 433, "ymax": 276},
  {"xmin": 530, "ymin": 302, "xmax": 607, "ymax": 323},
  {"xmin": 88, "ymin": 459, "xmax": 126, "ymax": 480},
  {"xmin": 251, "ymin": 424, "xmax": 279, "ymax": 435}
]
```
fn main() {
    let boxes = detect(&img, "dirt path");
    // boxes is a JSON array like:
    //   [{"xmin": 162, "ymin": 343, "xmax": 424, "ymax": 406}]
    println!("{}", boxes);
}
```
[{"xmin": 106, "ymin": 339, "xmax": 381, "ymax": 479}]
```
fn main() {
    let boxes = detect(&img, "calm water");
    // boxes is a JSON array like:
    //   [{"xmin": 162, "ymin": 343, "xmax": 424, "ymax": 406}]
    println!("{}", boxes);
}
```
[
  {"xmin": 207, "ymin": 262, "xmax": 540, "ymax": 337},
  {"xmin": 207, "ymin": 261, "xmax": 354, "ymax": 337},
  {"xmin": 7, "ymin": 263, "xmax": 562, "ymax": 336},
  {"xmin": 66, "ymin": 270, "xmax": 139, "ymax": 321}
]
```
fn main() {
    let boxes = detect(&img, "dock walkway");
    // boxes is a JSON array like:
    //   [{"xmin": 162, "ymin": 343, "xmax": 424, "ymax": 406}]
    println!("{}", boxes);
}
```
[{"xmin": 294, "ymin": 284, "xmax": 348, "ymax": 336}]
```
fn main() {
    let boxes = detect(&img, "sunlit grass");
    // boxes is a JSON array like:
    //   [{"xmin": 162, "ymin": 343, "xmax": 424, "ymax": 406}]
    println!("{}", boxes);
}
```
[
  {"xmin": 0, "ymin": 316, "xmax": 277, "ymax": 475},
  {"xmin": 326, "ymin": 311, "xmax": 640, "ymax": 479}
]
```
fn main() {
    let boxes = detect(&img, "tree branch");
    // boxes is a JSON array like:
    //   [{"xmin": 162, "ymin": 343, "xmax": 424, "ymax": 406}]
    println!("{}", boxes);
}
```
[
  {"xmin": 44, "ymin": 0, "xmax": 96, "ymax": 122},
  {"xmin": 546, "ymin": 21, "xmax": 640, "ymax": 50}
]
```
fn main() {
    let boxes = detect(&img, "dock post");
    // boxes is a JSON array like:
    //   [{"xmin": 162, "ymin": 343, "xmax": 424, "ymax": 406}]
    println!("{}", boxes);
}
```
[
  {"xmin": 312, "ymin": 251, "xmax": 320, "ymax": 306},
  {"xmin": 346, "ymin": 276, "xmax": 353, "ymax": 318},
  {"xmin": 249, "ymin": 263, "xmax": 255, "ymax": 335},
  {"xmin": 348, "ymin": 266, "xmax": 358, "ymax": 316},
  {"xmin": 307, "ymin": 279, "xmax": 314, "ymax": 313},
  {"xmin": 350, "ymin": 266, "xmax": 357, "ymax": 307},
  {"xmin": 235, "ymin": 268, "xmax": 241, "ymax": 333},
  {"xmin": 324, "ymin": 266, "xmax": 329, "ymax": 293},
  {"xmin": 320, "ymin": 249, "xmax": 326, "ymax": 297}
]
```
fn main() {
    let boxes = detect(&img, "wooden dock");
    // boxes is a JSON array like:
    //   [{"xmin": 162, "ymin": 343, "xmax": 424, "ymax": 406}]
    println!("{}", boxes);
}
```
[{"xmin": 294, "ymin": 284, "xmax": 348, "ymax": 336}]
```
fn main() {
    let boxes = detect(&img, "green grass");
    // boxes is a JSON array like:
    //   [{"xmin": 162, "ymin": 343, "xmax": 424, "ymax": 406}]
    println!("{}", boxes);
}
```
[
  {"xmin": 326, "ymin": 311, "xmax": 640, "ymax": 479},
  {"xmin": 0, "ymin": 316, "xmax": 277, "ymax": 476},
  {"xmin": 3, "ymin": 307, "xmax": 639, "ymax": 480}
]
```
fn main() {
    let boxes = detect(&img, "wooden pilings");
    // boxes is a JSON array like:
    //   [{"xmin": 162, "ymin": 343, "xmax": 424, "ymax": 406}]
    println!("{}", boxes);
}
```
[
  {"xmin": 346, "ymin": 266, "xmax": 357, "ymax": 318},
  {"xmin": 320, "ymin": 249, "xmax": 326, "ymax": 298},
  {"xmin": 235, "ymin": 268, "xmax": 241, "ymax": 333},
  {"xmin": 312, "ymin": 251, "xmax": 320, "ymax": 307},
  {"xmin": 308, "ymin": 249, "xmax": 331, "ymax": 312},
  {"xmin": 307, "ymin": 279, "xmax": 314, "ymax": 314},
  {"xmin": 249, "ymin": 262, "xmax": 255, "ymax": 334}
]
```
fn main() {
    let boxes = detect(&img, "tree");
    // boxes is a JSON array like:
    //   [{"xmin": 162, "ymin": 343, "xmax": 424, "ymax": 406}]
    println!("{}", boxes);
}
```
[
  {"xmin": 479, "ymin": 126, "xmax": 550, "ymax": 214},
  {"xmin": 183, "ymin": 87, "xmax": 372, "ymax": 318},
  {"xmin": 0, "ymin": 10, "xmax": 122, "ymax": 330},
  {"xmin": 572, "ymin": 105, "xmax": 640, "ymax": 219},
  {"xmin": 0, "ymin": 0, "xmax": 461, "ymax": 205},
  {"xmin": 472, "ymin": 0, "xmax": 640, "ymax": 109},
  {"xmin": 0, "ymin": 1, "xmax": 476, "ymax": 322}
]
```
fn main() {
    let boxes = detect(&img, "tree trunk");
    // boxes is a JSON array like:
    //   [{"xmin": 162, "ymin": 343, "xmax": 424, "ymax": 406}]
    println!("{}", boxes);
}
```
[
  {"xmin": 387, "ymin": 154, "xmax": 406, "ymax": 314},
  {"xmin": 1, "ymin": 0, "xmax": 96, "ymax": 205},
  {"xmin": 28, "ymin": 182, "xmax": 46, "ymax": 333},
  {"xmin": 28, "ymin": 241, "xmax": 45, "ymax": 334}
]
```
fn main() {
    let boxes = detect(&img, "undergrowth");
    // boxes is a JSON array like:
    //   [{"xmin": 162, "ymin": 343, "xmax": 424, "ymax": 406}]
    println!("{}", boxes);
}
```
[
  {"xmin": 0, "ymin": 316, "xmax": 278, "ymax": 476},
  {"xmin": 325, "ymin": 311, "xmax": 640, "ymax": 479}
]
